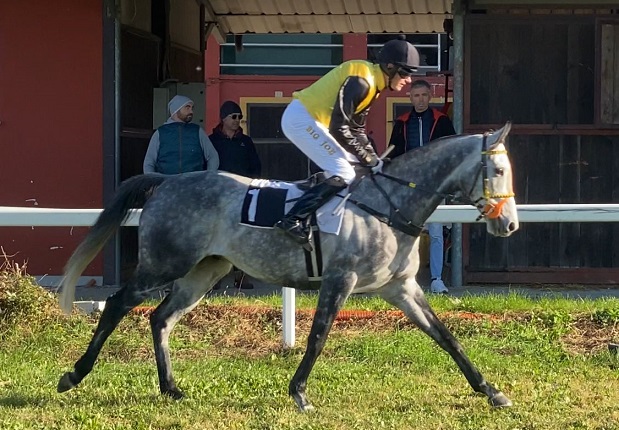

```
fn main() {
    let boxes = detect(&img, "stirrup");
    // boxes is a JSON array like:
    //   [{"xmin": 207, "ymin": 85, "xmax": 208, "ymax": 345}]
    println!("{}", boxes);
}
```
[{"xmin": 275, "ymin": 219, "xmax": 314, "ymax": 252}]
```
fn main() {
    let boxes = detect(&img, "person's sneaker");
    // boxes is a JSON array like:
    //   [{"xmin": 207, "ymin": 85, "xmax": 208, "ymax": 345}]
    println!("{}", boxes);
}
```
[
  {"xmin": 232, "ymin": 269, "xmax": 255, "ymax": 289},
  {"xmin": 236, "ymin": 279, "xmax": 254, "ymax": 289},
  {"xmin": 430, "ymin": 278, "xmax": 449, "ymax": 294}
]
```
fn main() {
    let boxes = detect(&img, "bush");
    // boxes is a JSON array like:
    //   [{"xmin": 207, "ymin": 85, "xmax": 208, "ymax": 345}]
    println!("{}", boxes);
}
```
[{"xmin": 0, "ymin": 255, "xmax": 61, "ymax": 332}]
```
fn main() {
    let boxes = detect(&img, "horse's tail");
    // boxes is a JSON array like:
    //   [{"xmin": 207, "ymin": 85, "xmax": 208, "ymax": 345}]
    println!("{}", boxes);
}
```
[{"xmin": 59, "ymin": 174, "xmax": 167, "ymax": 314}]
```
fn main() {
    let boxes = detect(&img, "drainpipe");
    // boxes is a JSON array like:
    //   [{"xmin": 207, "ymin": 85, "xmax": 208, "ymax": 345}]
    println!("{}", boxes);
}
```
[
  {"xmin": 102, "ymin": 0, "xmax": 121, "ymax": 286},
  {"xmin": 451, "ymin": 0, "xmax": 465, "ymax": 288}
]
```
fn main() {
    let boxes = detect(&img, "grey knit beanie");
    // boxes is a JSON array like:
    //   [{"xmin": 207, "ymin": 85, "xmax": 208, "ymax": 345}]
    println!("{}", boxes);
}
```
[{"xmin": 168, "ymin": 95, "xmax": 194, "ymax": 117}]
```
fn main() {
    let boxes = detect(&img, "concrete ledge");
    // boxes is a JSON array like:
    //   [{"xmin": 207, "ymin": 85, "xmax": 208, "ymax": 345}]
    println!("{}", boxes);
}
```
[{"xmin": 73, "ymin": 300, "xmax": 106, "ymax": 314}]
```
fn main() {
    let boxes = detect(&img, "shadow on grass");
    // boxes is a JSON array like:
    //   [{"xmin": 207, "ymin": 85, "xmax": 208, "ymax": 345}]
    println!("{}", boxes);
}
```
[{"xmin": 0, "ymin": 394, "xmax": 48, "ymax": 408}]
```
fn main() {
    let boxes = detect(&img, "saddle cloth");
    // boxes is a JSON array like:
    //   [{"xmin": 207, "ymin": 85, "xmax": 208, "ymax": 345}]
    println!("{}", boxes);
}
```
[{"xmin": 240, "ymin": 178, "xmax": 346, "ymax": 235}]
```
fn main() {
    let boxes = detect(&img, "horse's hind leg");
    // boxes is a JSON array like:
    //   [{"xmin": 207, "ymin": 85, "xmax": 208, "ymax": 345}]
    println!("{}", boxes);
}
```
[
  {"xmin": 57, "ymin": 272, "xmax": 171, "ymax": 393},
  {"xmin": 150, "ymin": 257, "xmax": 233, "ymax": 399},
  {"xmin": 379, "ymin": 278, "xmax": 512, "ymax": 408}
]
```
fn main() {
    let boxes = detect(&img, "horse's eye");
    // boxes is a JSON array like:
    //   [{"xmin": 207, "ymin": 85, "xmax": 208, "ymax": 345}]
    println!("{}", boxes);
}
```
[{"xmin": 495, "ymin": 168, "xmax": 504, "ymax": 176}]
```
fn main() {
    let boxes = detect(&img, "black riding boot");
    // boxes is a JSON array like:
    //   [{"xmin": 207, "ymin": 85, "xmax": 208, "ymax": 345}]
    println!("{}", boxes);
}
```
[{"xmin": 275, "ymin": 176, "xmax": 347, "ymax": 248}]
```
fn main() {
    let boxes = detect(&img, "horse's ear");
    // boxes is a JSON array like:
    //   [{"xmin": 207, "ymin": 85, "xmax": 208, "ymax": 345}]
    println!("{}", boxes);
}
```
[
  {"xmin": 501, "ymin": 121, "xmax": 512, "ymax": 139},
  {"xmin": 490, "ymin": 121, "xmax": 511, "ymax": 147}
]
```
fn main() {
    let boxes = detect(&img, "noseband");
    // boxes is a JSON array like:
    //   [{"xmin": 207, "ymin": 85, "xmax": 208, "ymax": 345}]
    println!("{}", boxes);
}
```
[{"xmin": 468, "ymin": 133, "xmax": 515, "ymax": 221}]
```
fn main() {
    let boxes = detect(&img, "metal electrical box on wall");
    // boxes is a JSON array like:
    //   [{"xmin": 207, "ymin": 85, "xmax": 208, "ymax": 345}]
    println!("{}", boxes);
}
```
[{"xmin": 153, "ymin": 82, "xmax": 206, "ymax": 129}]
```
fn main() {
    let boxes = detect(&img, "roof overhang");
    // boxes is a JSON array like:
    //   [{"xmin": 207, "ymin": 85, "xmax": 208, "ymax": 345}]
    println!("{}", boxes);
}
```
[
  {"xmin": 199, "ymin": 0, "xmax": 452, "ymax": 43},
  {"xmin": 471, "ymin": 0, "xmax": 619, "ymax": 6}
]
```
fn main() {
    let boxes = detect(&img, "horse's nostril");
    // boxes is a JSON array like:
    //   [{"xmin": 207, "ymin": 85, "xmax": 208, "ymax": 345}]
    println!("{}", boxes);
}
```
[{"xmin": 507, "ymin": 222, "xmax": 516, "ymax": 232}]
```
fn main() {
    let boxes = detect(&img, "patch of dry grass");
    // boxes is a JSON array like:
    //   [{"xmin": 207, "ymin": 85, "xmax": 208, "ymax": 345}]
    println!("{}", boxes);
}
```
[
  {"xmin": 0, "ymin": 250, "xmax": 63, "ymax": 334},
  {"xmin": 118, "ymin": 304, "xmax": 619, "ymax": 360}
]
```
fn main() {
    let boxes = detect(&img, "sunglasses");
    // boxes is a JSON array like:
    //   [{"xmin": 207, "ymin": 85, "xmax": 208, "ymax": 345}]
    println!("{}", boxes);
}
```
[{"xmin": 228, "ymin": 114, "xmax": 243, "ymax": 120}]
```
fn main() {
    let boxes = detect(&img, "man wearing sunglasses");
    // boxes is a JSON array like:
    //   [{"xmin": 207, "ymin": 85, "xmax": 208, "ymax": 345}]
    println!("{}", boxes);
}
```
[
  {"xmin": 274, "ymin": 36, "xmax": 420, "ymax": 249},
  {"xmin": 209, "ymin": 100, "xmax": 262, "ymax": 290},
  {"xmin": 209, "ymin": 100, "xmax": 261, "ymax": 179}
]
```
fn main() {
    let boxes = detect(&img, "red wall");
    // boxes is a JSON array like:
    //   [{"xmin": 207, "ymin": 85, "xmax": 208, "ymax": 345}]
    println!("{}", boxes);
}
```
[
  {"xmin": 205, "ymin": 34, "xmax": 449, "ymax": 154},
  {"xmin": 0, "ymin": 1, "xmax": 102, "ymax": 277}
]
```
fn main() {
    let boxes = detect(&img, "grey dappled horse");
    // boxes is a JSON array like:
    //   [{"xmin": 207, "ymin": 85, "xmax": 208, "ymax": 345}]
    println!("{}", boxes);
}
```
[{"xmin": 58, "ymin": 123, "xmax": 519, "ymax": 411}]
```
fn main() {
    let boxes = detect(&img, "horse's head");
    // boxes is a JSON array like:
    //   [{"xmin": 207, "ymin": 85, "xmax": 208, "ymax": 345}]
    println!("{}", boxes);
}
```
[{"xmin": 467, "ymin": 122, "xmax": 519, "ymax": 237}]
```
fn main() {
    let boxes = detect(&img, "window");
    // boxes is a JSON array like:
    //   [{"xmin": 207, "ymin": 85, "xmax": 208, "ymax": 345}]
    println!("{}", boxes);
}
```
[
  {"xmin": 241, "ymin": 98, "xmax": 312, "ymax": 180},
  {"xmin": 245, "ymin": 103, "xmax": 288, "ymax": 140},
  {"xmin": 221, "ymin": 34, "xmax": 343, "ymax": 76}
]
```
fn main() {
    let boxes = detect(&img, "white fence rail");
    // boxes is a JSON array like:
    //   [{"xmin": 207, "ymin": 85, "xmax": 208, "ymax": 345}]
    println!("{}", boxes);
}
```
[
  {"xmin": 4, "ymin": 204, "xmax": 619, "ymax": 226},
  {"xmin": 3, "ymin": 204, "xmax": 619, "ymax": 347}
]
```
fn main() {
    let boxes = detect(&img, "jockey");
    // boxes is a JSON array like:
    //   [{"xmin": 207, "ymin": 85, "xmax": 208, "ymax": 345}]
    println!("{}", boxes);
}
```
[{"xmin": 275, "ymin": 36, "xmax": 420, "ymax": 248}]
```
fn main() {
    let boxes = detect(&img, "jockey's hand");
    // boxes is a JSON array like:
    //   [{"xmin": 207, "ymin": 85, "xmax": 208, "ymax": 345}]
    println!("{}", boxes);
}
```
[
  {"xmin": 371, "ymin": 158, "xmax": 384, "ymax": 174},
  {"xmin": 362, "ymin": 151, "xmax": 379, "ymax": 167}
]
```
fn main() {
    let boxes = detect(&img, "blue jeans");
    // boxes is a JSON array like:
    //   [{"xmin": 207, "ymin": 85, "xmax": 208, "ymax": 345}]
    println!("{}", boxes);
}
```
[{"xmin": 427, "ymin": 223, "xmax": 444, "ymax": 280}]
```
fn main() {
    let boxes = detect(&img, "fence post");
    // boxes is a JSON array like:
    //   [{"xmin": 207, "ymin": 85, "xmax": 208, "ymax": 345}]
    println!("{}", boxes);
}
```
[{"xmin": 282, "ymin": 287, "xmax": 296, "ymax": 347}]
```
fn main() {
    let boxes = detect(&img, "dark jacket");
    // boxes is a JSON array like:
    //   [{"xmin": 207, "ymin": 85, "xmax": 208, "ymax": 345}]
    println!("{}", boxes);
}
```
[
  {"xmin": 209, "ymin": 125, "xmax": 261, "ymax": 178},
  {"xmin": 389, "ymin": 107, "xmax": 456, "ymax": 158}
]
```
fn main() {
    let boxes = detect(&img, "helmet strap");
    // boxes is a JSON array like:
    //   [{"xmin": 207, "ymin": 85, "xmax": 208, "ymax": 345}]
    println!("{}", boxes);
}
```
[{"xmin": 382, "ymin": 65, "xmax": 399, "ymax": 90}]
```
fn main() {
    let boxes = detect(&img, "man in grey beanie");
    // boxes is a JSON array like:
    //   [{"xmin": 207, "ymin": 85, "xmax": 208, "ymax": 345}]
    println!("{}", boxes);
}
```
[{"xmin": 143, "ymin": 95, "xmax": 219, "ymax": 174}]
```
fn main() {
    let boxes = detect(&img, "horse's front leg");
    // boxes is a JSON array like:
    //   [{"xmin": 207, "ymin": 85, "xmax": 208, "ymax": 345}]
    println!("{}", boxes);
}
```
[
  {"xmin": 379, "ymin": 278, "xmax": 512, "ymax": 408},
  {"xmin": 150, "ymin": 257, "xmax": 232, "ymax": 399},
  {"xmin": 289, "ymin": 271, "xmax": 357, "ymax": 412}
]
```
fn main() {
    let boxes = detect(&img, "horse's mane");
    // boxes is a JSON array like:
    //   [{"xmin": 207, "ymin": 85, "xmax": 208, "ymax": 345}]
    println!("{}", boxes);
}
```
[{"xmin": 385, "ymin": 133, "xmax": 479, "ymax": 173}]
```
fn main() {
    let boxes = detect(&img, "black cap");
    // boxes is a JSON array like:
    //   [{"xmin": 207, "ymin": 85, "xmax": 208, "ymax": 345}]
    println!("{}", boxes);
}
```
[
  {"xmin": 220, "ymin": 100, "xmax": 242, "ymax": 119},
  {"xmin": 377, "ymin": 36, "xmax": 420, "ymax": 71}
]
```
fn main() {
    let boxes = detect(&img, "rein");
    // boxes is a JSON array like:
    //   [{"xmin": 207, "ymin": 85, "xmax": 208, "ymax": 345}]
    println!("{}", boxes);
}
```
[
  {"xmin": 345, "ymin": 171, "xmax": 457, "ymax": 237},
  {"xmin": 344, "ymin": 174, "xmax": 424, "ymax": 237},
  {"xmin": 346, "ymin": 133, "xmax": 514, "ymax": 235}
]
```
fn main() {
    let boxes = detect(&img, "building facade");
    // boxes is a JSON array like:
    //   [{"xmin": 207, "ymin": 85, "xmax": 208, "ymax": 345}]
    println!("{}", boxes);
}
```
[
  {"xmin": 3, "ymin": 0, "xmax": 618, "ymax": 286},
  {"xmin": 204, "ymin": 33, "xmax": 453, "ymax": 181}
]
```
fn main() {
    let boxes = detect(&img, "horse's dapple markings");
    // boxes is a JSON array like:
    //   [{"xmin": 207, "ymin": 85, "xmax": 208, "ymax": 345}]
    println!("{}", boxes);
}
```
[{"xmin": 58, "ymin": 123, "xmax": 518, "ymax": 411}]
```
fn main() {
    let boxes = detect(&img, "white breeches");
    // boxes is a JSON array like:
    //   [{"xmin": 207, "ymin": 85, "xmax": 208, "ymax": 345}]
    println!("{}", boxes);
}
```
[{"xmin": 281, "ymin": 99, "xmax": 358, "ymax": 184}]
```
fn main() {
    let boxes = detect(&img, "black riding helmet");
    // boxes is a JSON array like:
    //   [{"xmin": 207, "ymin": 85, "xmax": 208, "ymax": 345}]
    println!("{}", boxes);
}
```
[{"xmin": 376, "ymin": 36, "xmax": 420, "ymax": 85}]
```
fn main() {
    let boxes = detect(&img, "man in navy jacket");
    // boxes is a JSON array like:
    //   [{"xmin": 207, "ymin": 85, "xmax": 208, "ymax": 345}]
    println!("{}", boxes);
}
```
[
  {"xmin": 209, "ymin": 100, "xmax": 261, "ymax": 178},
  {"xmin": 210, "ymin": 100, "xmax": 261, "ymax": 290},
  {"xmin": 388, "ymin": 80, "xmax": 456, "ymax": 294}
]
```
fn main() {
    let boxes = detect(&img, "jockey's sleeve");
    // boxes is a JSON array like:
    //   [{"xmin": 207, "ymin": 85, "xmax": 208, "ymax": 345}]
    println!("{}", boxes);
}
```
[{"xmin": 329, "ymin": 76, "xmax": 378, "ymax": 165}]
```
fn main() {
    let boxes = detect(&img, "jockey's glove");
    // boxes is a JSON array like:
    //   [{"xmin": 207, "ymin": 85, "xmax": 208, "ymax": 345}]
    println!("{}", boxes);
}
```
[{"xmin": 371, "ymin": 158, "xmax": 384, "ymax": 174}]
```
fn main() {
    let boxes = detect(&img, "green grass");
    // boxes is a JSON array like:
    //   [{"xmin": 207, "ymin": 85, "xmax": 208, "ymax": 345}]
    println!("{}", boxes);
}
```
[
  {"xmin": 1, "ymin": 293, "xmax": 619, "ymax": 429},
  {"xmin": 201, "ymin": 290, "xmax": 619, "ymax": 318}
]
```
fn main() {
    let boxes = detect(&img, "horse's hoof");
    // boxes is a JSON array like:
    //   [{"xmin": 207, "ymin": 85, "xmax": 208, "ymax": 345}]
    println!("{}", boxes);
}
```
[
  {"xmin": 292, "ymin": 393, "xmax": 315, "ymax": 412},
  {"xmin": 299, "ymin": 403, "xmax": 315, "ymax": 413},
  {"xmin": 162, "ymin": 387, "xmax": 185, "ymax": 400},
  {"xmin": 57, "ymin": 372, "xmax": 77, "ymax": 393},
  {"xmin": 488, "ymin": 391, "xmax": 513, "ymax": 408}
]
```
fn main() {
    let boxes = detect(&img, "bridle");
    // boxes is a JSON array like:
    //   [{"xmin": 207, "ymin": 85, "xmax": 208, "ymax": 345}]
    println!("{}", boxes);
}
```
[{"xmin": 466, "ymin": 132, "xmax": 515, "ymax": 221}]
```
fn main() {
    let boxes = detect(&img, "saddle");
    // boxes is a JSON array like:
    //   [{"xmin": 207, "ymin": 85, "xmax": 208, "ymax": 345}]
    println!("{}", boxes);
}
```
[
  {"xmin": 292, "ymin": 165, "xmax": 373, "ymax": 191},
  {"xmin": 292, "ymin": 172, "xmax": 329, "ymax": 191}
]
